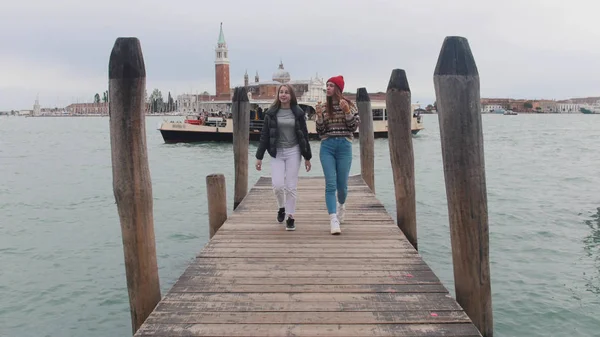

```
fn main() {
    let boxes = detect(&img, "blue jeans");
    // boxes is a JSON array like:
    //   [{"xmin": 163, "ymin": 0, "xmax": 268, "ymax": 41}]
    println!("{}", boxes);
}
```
[{"xmin": 319, "ymin": 137, "xmax": 353, "ymax": 214}]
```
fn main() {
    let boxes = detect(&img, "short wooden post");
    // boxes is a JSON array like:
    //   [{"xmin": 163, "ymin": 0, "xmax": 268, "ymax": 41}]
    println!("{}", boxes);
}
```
[
  {"xmin": 108, "ymin": 37, "xmax": 161, "ymax": 334},
  {"xmin": 434, "ymin": 36, "xmax": 493, "ymax": 337},
  {"xmin": 356, "ymin": 87, "xmax": 375, "ymax": 193},
  {"xmin": 232, "ymin": 87, "xmax": 250, "ymax": 210},
  {"xmin": 206, "ymin": 174, "xmax": 227, "ymax": 238},
  {"xmin": 386, "ymin": 69, "xmax": 417, "ymax": 250}
]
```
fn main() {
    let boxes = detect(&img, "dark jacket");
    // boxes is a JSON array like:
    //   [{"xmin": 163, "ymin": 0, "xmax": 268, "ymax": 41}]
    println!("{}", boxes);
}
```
[{"xmin": 255, "ymin": 105, "xmax": 312, "ymax": 161}]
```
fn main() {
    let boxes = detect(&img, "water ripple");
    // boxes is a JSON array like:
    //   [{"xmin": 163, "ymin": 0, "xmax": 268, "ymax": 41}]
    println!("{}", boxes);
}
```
[{"xmin": 1, "ymin": 115, "xmax": 599, "ymax": 337}]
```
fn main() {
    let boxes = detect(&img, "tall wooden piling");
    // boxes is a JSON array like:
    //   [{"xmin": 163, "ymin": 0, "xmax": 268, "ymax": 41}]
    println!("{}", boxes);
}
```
[
  {"xmin": 356, "ymin": 87, "xmax": 375, "ymax": 193},
  {"xmin": 433, "ymin": 36, "xmax": 493, "ymax": 337},
  {"xmin": 386, "ymin": 69, "xmax": 417, "ymax": 250},
  {"xmin": 206, "ymin": 174, "xmax": 227, "ymax": 238},
  {"xmin": 108, "ymin": 37, "xmax": 161, "ymax": 334},
  {"xmin": 232, "ymin": 87, "xmax": 250, "ymax": 210}
]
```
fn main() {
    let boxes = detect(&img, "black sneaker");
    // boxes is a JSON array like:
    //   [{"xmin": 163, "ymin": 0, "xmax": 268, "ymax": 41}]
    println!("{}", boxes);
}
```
[
  {"xmin": 277, "ymin": 208, "xmax": 285, "ymax": 223},
  {"xmin": 286, "ymin": 217, "xmax": 296, "ymax": 231}
]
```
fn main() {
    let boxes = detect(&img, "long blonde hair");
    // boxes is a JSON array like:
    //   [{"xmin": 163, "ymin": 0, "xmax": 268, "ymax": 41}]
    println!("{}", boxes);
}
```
[
  {"xmin": 270, "ymin": 84, "xmax": 298, "ymax": 111},
  {"xmin": 326, "ymin": 84, "xmax": 355, "ymax": 118}
]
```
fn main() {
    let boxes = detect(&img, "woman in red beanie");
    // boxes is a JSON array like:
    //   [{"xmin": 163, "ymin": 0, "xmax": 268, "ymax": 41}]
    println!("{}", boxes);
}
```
[{"xmin": 315, "ymin": 75, "xmax": 359, "ymax": 235}]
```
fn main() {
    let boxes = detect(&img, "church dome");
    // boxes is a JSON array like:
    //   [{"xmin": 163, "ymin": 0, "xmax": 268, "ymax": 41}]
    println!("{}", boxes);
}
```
[{"xmin": 272, "ymin": 61, "xmax": 291, "ymax": 83}]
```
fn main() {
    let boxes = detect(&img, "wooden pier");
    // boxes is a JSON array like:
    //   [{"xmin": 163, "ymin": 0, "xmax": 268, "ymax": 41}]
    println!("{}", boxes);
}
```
[
  {"xmin": 109, "ymin": 36, "xmax": 492, "ymax": 336},
  {"xmin": 134, "ymin": 175, "xmax": 482, "ymax": 337}
]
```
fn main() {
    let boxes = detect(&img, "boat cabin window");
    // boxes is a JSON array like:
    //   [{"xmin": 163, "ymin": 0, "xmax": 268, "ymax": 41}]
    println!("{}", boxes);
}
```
[{"xmin": 372, "ymin": 108, "xmax": 386, "ymax": 120}]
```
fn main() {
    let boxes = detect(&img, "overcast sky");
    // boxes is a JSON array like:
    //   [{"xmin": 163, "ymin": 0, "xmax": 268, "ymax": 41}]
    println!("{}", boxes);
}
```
[{"xmin": 1, "ymin": 0, "xmax": 598, "ymax": 110}]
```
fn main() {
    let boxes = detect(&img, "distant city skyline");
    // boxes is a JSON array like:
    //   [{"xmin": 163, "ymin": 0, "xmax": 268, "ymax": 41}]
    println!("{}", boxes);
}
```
[{"xmin": 1, "ymin": 0, "xmax": 599, "ymax": 110}]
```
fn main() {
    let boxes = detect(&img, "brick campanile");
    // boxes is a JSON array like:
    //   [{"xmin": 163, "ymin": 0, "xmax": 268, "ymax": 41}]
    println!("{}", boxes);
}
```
[{"xmin": 215, "ymin": 22, "xmax": 230, "ymax": 100}]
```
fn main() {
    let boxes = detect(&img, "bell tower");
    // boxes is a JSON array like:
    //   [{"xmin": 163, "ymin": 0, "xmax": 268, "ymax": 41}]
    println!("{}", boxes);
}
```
[{"xmin": 215, "ymin": 22, "xmax": 230, "ymax": 99}]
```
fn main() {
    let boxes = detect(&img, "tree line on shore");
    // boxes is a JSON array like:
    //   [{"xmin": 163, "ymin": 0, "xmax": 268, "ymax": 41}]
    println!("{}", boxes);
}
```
[{"xmin": 94, "ymin": 89, "xmax": 177, "ymax": 113}]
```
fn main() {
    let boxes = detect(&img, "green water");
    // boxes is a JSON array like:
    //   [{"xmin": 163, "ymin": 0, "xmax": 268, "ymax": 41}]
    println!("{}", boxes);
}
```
[{"xmin": 0, "ymin": 115, "xmax": 599, "ymax": 336}]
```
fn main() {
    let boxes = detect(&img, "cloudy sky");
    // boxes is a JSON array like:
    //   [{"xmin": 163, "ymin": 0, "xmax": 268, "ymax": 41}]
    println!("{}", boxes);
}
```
[{"xmin": 1, "ymin": 0, "xmax": 598, "ymax": 110}]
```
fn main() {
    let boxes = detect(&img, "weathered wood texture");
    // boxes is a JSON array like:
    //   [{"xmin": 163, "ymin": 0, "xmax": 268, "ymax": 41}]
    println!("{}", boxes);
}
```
[
  {"xmin": 232, "ymin": 87, "xmax": 250, "ymax": 210},
  {"xmin": 357, "ymin": 87, "xmax": 375, "ymax": 193},
  {"xmin": 386, "ymin": 69, "xmax": 418, "ymax": 250},
  {"xmin": 206, "ymin": 174, "xmax": 227, "ymax": 239},
  {"xmin": 108, "ymin": 37, "xmax": 161, "ymax": 334},
  {"xmin": 434, "ymin": 36, "xmax": 493, "ymax": 337},
  {"xmin": 134, "ymin": 175, "xmax": 481, "ymax": 337}
]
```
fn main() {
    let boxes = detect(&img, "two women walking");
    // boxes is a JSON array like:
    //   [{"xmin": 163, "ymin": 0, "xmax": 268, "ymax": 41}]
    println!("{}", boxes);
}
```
[{"xmin": 255, "ymin": 75, "xmax": 358, "ymax": 235}]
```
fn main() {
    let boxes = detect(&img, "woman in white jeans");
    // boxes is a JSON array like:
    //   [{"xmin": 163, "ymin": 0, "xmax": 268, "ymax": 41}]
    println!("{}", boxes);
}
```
[{"xmin": 255, "ymin": 84, "xmax": 312, "ymax": 231}]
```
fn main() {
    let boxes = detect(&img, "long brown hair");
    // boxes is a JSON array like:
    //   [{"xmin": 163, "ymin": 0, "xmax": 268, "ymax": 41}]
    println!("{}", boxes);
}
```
[
  {"xmin": 326, "ymin": 84, "xmax": 355, "ymax": 118},
  {"xmin": 270, "ymin": 84, "xmax": 298, "ymax": 111}
]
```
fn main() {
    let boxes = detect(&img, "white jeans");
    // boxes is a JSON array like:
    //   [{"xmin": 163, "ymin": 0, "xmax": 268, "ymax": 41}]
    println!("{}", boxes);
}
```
[{"xmin": 271, "ymin": 145, "xmax": 301, "ymax": 216}]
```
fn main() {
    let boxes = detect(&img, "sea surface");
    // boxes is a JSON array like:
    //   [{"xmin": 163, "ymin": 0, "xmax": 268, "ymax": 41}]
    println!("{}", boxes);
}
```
[{"xmin": 0, "ymin": 114, "xmax": 599, "ymax": 337}]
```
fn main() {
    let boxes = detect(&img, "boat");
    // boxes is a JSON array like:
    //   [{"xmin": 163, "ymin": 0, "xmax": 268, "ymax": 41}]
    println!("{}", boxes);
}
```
[
  {"xmin": 158, "ymin": 101, "xmax": 424, "ymax": 143},
  {"xmin": 580, "ymin": 105, "xmax": 600, "ymax": 114},
  {"xmin": 503, "ymin": 110, "xmax": 518, "ymax": 115}
]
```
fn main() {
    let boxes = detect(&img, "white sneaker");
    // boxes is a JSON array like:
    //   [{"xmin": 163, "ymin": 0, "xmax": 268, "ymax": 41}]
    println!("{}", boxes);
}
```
[
  {"xmin": 337, "ymin": 203, "xmax": 346, "ymax": 223},
  {"xmin": 330, "ymin": 214, "xmax": 341, "ymax": 235}
]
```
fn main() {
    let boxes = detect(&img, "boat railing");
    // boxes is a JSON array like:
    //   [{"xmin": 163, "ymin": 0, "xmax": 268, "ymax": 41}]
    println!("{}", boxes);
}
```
[{"xmin": 249, "ymin": 119, "xmax": 264, "ymax": 133}]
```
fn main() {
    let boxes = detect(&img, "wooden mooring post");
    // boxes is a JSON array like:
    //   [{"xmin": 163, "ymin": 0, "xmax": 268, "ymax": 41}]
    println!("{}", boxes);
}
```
[
  {"xmin": 206, "ymin": 174, "xmax": 227, "ymax": 238},
  {"xmin": 434, "ymin": 36, "xmax": 493, "ymax": 336},
  {"xmin": 108, "ymin": 37, "xmax": 161, "ymax": 334},
  {"xmin": 232, "ymin": 87, "xmax": 250, "ymax": 210},
  {"xmin": 356, "ymin": 87, "xmax": 375, "ymax": 193},
  {"xmin": 386, "ymin": 69, "xmax": 417, "ymax": 250}
]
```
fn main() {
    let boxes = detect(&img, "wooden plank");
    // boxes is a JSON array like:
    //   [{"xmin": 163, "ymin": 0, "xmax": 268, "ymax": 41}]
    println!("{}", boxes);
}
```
[
  {"xmin": 155, "ymin": 296, "xmax": 462, "ymax": 312},
  {"xmin": 192, "ymin": 258, "xmax": 427, "ymax": 265},
  {"xmin": 135, "ymin": 323, "xmax": 482, "ymax": 336},
  {"xmin": 208, "ymin": 239, "xmax": 408, "ymax": 244},
  {"xmin": 177, "ymin": 269, "xmax": 434, "ymax": 278},
  {"xmin": 213, "ymin": 229, "xmax": 402, "ymax": 235},
  {"xmin": 223, "ymin": 217, "xmax": 395, "ymax": 222},
  {"xmin": 175, "ymin": 277, "xmax": 441, "ymax": 286},
  {"xmin": 224, "ymin": 214, "xmax": 394, "ymax": 219},
  {"xmin": 233, "ymin": 201, "xmax": 385, "ymax": 206},
  {"xmin": 196, "ymin": 253, "xmax": 420, "ymax": 259},
  {"xmin": 205, "ymin": 242, "xmax": 412, "ymax": 248},
  {"xmin": 144, "ymin": 310, "xmax": 472, "ymax": 324},
  {"xmin": 207, "ymin": 235, "xmax": 406, "ymax": 240},
  {"xmin": 228, "ymin": 210, "xmax": 391, "ymax": 214},
  {"xmin": 216, "ymin": 220, "xmax": 397, "ymax": 225},
  {"xmin": 180, "ymin": 269, "xmax": 438, "ymax": 280},
  {"xmin": 203, "ymin": 235, "xmax": 411, "ymax": 240},
  {"xmin": 169, "ymin": 284, "xmax": 449, "ymax": 293},
  {"xmin": 161, "ymin": 292, "xmax": 452, "ymax": 302},
  {"xmin": 217, "ymin": 222, "xmax": 398, "ymax": 227},
  {"xmin": 185, "ymin": 264, "xmax": 430, "ymax": 271},
  {"xmin": 199, "ymin": 247, "xmax": 418, "ymax": 254},
  {"xmin": 235, "ymin": 201, "xmax": 385, "ymax": 205},
  {"xmin": 204, "ymin": 242, "xmax": 411, "ymax": 247},
  {"xmin": 223, "ymin": 220, "xmax": 395, "ymax": 224},
  {"xmin": 133, "ymin": 176, "xmax": 482, "ymax": 337}
]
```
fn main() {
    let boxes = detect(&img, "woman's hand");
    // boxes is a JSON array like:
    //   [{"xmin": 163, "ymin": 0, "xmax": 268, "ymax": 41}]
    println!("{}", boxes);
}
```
[
  {"xmin": 255, "ymin": 159, "xmax": 262, "ymax": 171},
  {"xmin": 340, "ymin": 100, "xmax": 351, "ymax": 114},
  {"xmin": 305, "ymin": 160, "xmax": 312, "ymax": 172},
  {"xmin": 315, "ymin": 102, "xmax": 323, "ymax": 117}
]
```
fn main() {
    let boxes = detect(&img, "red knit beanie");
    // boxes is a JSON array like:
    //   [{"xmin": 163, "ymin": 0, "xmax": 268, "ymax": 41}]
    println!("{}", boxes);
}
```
[{"xmin": 327, "ymin": 75, "xmax": 345, "ymax": 92}]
